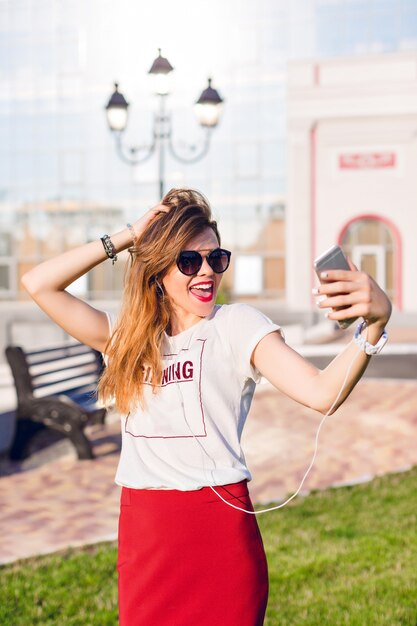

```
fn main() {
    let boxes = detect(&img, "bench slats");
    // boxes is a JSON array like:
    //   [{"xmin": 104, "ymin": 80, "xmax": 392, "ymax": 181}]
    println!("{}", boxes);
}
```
[
  {"xmin": 26, "ymin": 343, "xmax": 94, "ymax": 362},
  {"xmin": 32, "ymin": 362, "xmax": 100, "ymax": 388},
  {"xmin": 33, "ymin": 375, "xmax": 100, "ymax": 399},
  {"xmin": 5, "ymin": 342, "xmax": 107, "ymax": 461},
  {"xmin": 30, "ymin": 352, "xmax": 98, "ymax": 376}
]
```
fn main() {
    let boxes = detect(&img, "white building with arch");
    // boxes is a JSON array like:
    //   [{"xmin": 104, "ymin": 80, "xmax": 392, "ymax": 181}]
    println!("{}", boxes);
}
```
[{"xmin": 287, "ymin": 52, "xmax": 417, "ymax": 315}]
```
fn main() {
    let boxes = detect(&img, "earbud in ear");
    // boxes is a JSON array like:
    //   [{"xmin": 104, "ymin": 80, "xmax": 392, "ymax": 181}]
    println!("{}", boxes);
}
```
[{"xmin": 155, "ymin": 278, "xmax": 164, "ymax": 297}]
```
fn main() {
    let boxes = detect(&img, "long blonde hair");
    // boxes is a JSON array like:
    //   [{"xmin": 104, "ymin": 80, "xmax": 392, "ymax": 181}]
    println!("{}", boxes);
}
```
[{"xmin": 98, "ymin": 188, "xmax": 220, "ymax": 413}]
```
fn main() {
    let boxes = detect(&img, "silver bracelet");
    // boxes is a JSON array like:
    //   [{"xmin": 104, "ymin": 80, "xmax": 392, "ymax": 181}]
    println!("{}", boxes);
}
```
[
  {"xmin": 126, "ymin": 223, "xmax": 138, "ymax": 245},
  {"xmin": 100, "ymin": 234, "xmax": 118, "ymax": 265},
  {"xmin": 353, "ymin": 320, "xmax": 388, "ymax": 355}
]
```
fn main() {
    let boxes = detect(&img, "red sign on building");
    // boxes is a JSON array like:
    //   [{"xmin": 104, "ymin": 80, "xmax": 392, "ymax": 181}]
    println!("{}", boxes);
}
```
[{"xmin": 339, "ymin": 152, "xmax": 396, "ymax": 170}]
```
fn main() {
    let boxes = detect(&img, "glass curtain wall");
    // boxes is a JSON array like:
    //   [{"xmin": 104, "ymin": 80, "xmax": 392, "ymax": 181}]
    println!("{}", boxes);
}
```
[{"xmin": 1, "ymin": 0, "xmax": 417, "ymax": 300}]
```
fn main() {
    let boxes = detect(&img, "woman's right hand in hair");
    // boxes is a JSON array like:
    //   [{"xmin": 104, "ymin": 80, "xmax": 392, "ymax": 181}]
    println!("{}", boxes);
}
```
[
  {"xmin": 20, "ymin": 203, "xmax": 170, "ymax": 354},
  {"xmin": 131, "ymin": 203, "xmax": 170, "ymax": 241}
]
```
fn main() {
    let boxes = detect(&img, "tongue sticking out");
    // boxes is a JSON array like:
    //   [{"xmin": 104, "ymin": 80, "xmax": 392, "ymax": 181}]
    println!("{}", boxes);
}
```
[{"xmin": 190, "ymin": 284, "xmax": 214, "ymax": 302}]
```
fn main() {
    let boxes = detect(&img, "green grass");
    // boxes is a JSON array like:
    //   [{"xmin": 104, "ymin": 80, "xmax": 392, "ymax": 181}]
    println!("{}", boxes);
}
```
[
  {"xmin": 1, "ymin": 467, "xmax": 416, "ymax": 625},
  {"xmin": 261, "ymin": 467, "xmax": 417, "ymax": 625}
]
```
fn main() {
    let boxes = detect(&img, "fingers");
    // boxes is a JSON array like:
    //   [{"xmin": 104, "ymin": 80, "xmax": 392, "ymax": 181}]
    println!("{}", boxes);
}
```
[
  {"xmin": 313, "ymin": 278, "xmax": 366, "ymax": 296},
  {"xmin": 316, "ymin": 291, "xmax": 369, "ymax": 309},
  {"xmin": 315, "ymin": 282, "xmax": 390, "ymax": 324},
  {"xmin": 131, "ymin": 204, "xmax": 171, "ymax": 242},
  {"xmin": 318, "ymin": 268, "xmax": 360, "ymax": 282},
  {"xmin": 315, "ymin": 265, "xmax": 373, "ymax": 296},
  {"xmin": 315, "ymin": 289, "xmax": 371, "ymax": 318},
  {"xmin": 325, "ymin": 304, "xmax": 362, "ymax": 321},
  {"xmin": 314, "ymin": 270, "xmax": 374, "ymax": 321},
  {"xmin": 314, "ymin": 263, "xmax": 391, "ymax": 326},
  {"xmin": 149, "ymin": 203, "xmax": 170, "ymax": 216}
]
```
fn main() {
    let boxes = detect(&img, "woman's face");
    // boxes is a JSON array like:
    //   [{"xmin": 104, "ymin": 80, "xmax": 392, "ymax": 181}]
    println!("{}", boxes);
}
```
[{"xmin": 162, "ymin": 227, "xmax": 224, "ymax": 334}]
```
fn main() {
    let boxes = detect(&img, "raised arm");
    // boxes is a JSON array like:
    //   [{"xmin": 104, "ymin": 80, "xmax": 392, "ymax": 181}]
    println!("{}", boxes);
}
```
[
  {"xmin": 21, "ymin": 204, "xmax": 168, "ymax": 353},
  {"xmin": 252, "ymin": 260, "xmax": 392, "ymax": 415}
]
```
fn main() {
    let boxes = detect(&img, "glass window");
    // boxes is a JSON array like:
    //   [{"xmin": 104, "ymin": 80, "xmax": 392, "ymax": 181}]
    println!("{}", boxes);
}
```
[
  {"xmin": 0, "ymin": 232, "xmax": 12, "ymax": 256},
  {"xmin": 260, "ymin": 20, "xmax": 288, "ymax": 58},
  {"xmin": 346, "ymin": 13, "xmax": 370, "ymax": 53},
  {"xmin": 60, "ymin": 151, "xmax": 83, "ymax": 185},
  {"xmin": 261, "ymin": 141, "xmax": 286, "ymax": 178},
  {"xmin": 34, "ymin": 114, "xmax": 59, "ymax": 152},
  {"xmin": 374, "ymin": 0, "xmax": 401, "ymax": 11},
  {"xmin": 58, "ymin": 113, "xmax": 83, "ymax": 150},
  {"xmin": 13, "ymin": 113, "xmax": 35, "ymax": 153},
  {"xmin": 264, "ymin": 257, "xmax": 285, "ymax": 294},
  {"xmin": 33, "ymin": 151, "xmax": 59, "ymax": 183},
  {"xmin": 0, "ymin": 36, "xmax": 10, "ymax": 75},
  {"xmin": 235, "ymin": 142, "xmax": 260, "ymax": 179},
  {"xmin": 34, "ymin": 37, "xmax": 58, "ymax": 74},
  {"xmin": 344, "ymin": 0, "xmax": 372, "ymax": 13},
  {"xmin": 0, "ymin": 154, "xmax": 11, "ymax": 190},
  {"xmin": 0, "ymin": 264, "xmax": 11, "ymax": 291},
  {"xmin": 370, "ymin": 10, "xmax": 400, "ymax": 51},
  {"xmin": 230, "ymin": 27, "xmax": 259, "ymax": 64},
  {"xmin": 288, "ymin": 18, "xmax": 315, "ymax": 59},
  {"xmin": 399, "ymin": 9, "xmax": 417, "ymax": 47},
  {"xmin": 341, "ymin": 219, "xmax": 396, "ymax": 304},
  {"xmin": 10, "ymin": 1, "xmax": 32, "ymax": 33},
  {"xmin": 316, "ymin": 13, "xmax": 348, "ymax": 56},
  {"xmin": 14, "ymin": 152, "xmax": 35, "ymax": 185},
  {"xmin": 57, "ymin": 29, "xmax": 81, "ymax": 72},
  {"xmin": 234, "ymin": 255, "xmax": 263, "ymax": 295}
]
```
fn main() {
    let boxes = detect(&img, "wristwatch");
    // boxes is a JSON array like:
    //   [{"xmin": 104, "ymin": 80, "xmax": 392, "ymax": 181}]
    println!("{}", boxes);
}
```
[{"xmin": 354, "ymin": 320, "xmax": 388, "ymax": 355}]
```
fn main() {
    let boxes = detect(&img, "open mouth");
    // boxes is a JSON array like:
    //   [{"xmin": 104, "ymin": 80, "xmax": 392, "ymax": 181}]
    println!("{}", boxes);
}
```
[{"xmin": 189, "ymin": 281, "xmax": 214, "ymax": 303}]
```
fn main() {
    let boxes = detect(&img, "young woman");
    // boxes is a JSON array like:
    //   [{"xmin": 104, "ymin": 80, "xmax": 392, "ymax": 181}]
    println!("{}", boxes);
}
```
[{"xmin": 22, "ymin": 188, "xmax": 391, "ymax": 626}]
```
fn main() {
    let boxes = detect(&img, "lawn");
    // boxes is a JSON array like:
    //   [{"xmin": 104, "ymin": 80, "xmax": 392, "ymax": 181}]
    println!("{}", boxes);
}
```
[{"xmin": 1, "ymin": 466, "xmax": 416, "ymax": 625}]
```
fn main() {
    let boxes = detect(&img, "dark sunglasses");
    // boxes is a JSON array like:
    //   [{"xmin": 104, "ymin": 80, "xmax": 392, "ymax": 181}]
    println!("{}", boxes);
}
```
[{"xmin": 176, "ymin": 248, "xmax": 231, "ymax": 276}]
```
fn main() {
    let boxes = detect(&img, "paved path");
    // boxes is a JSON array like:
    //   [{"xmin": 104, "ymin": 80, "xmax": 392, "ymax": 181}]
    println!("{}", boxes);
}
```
[{"xmin": 1, "ymin": 377, "xmax": 416, "ymax": 565}]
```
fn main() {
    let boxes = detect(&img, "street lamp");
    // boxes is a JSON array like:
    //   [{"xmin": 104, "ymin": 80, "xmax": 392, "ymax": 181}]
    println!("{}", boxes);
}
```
[{"xmin": 105, "ymin": 49, "xmax": 224, "ymax": 199}]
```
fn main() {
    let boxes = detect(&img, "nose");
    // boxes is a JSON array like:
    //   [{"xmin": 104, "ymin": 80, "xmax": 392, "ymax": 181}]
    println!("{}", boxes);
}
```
[{"xmin": 198, "ymin": 255, "xmax": 214, "ymax": 276}]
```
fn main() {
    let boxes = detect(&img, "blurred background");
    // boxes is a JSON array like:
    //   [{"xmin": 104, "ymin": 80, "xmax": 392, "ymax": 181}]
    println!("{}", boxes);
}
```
[
  {"xmin": 2, "ymin": 1, "xmax": 417, "ymax": 581},
  {"xmin": 1, "ymin": 0, "xmax": 417, "ymax": 351}
]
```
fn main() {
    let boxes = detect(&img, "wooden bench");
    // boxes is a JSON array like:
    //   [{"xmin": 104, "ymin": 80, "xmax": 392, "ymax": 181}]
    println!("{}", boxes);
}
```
[{"xmin": 5, "ymin": 343, "xmax": 107, "ymax": 461}]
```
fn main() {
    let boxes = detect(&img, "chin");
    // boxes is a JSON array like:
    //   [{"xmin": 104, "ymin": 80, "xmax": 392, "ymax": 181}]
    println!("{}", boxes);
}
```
[
  {"xmin": 189, "ymin": 296, "xmax": 217, "ymax": 317},
  {"xmin": 195, "ymin": 301, "xmax": 216, "ymax": 316}
]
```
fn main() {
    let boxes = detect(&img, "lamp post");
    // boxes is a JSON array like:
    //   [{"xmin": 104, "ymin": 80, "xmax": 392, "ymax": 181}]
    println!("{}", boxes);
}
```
[{"xmin": 105, "ymin": 49, "xmax": 224, "ymax": 199}]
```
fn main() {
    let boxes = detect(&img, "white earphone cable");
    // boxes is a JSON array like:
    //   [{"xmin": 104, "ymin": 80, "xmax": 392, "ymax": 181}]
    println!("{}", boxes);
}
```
[
  {"xmin": 175, "ymin": 326, "xmax": 367, "ymax": 515},
  {"xmin": 209, "ymin": 344, "xmax": 364, "ymax": 514}
]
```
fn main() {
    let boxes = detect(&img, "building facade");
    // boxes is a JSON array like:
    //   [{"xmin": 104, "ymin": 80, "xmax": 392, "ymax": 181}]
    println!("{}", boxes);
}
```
[
  {"xmin": 287, "ymin": 51, "xmax": 417, "ymax": 314},
  {"xmin": 2, "ymin": 0, "xmax": 417, "ymax": 307}
]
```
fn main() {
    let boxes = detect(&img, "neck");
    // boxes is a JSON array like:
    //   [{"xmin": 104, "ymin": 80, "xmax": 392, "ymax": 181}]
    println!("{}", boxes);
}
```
[{"xmin": 168, "ymin": 309, "xmax": 203, "ymax": 336}]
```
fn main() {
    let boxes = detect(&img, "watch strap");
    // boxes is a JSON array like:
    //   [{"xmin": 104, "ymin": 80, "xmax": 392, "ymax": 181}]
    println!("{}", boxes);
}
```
[{"xmin": 354, "ymin": 320, "xmax": 388, "ymax": 355}]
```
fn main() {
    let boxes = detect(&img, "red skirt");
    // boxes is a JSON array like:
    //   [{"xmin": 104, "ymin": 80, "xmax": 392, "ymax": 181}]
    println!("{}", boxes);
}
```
[{"xmin": 117, "ymin": 480, "xmax": 268, "ymax": 626}]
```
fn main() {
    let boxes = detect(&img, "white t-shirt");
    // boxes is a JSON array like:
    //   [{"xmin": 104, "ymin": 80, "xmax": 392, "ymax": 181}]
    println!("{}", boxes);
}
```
[{"xmin": 107, "ymin": 303, "xmax": 283, "ymax": 491}]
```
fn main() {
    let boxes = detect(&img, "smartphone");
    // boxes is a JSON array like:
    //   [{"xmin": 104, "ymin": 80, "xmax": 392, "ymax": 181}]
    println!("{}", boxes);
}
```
[{"xmin": 313, "ymin": 245, "xmax": 357, "ymax": 329}]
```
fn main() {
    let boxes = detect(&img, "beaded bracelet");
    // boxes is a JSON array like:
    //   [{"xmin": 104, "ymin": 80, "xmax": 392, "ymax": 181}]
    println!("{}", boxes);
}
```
[{"xmin": 126, "ymin": 223, "xmax": 138, "ymax": 245}]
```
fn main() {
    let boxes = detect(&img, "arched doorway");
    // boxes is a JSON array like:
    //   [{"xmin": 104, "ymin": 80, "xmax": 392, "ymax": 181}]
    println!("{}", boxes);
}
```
[{"xmin": 338, "ymin": 215, "xmax": 401, "ymax": 309}]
